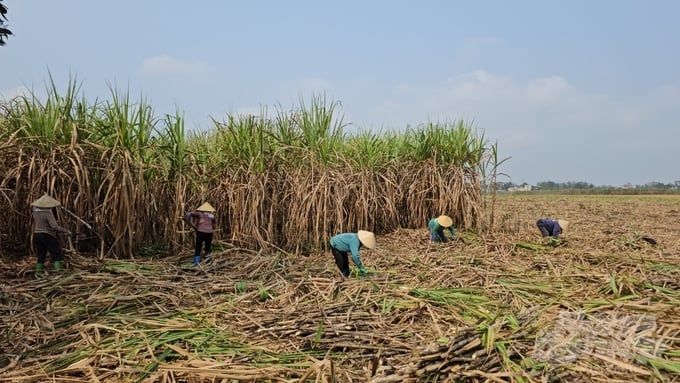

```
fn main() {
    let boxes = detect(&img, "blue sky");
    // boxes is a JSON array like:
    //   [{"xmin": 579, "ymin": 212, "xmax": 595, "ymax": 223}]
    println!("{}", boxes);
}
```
[{"xmin": 1, "ymin": 1, "xmax": 678, "ymax": 185}]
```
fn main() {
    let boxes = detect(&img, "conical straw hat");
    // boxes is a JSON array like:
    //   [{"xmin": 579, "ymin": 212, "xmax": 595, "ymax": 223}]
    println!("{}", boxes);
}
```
[
  {"xmin": 437, "ymin": 215, "xmax": 453, "ymax": 228},
  {"xmin": 196, "ymin": 202, "xmax": 216, "ymax": 212},
  {"xmin": 557, "ymin": 219, "xmax": 570, "ymax": 232},
  {"xmin": 357, "ymin": 230, "xmax": 376, "ymax": 249},
  {"xmin": 31, "ymin": 194, "xmax": 61, "ymax": 208}
]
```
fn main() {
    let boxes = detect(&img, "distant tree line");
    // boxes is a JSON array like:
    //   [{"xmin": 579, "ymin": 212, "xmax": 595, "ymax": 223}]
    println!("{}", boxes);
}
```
[
  {"xmin": 495, "ymin": 180, "xmax": 680, "ymax": 191},
  {"xmin": 535, "ymin": 181, "xmax": 595, "ymax": 190}
]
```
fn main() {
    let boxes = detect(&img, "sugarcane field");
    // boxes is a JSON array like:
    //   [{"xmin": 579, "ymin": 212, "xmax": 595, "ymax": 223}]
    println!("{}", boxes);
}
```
[
  {"xmin": 0, "ymin": 83, "xmax": 678, "ymax": 383},
  {"xmin": 2, "ymin": 2, "xmax": 680, "ymax": 382}
]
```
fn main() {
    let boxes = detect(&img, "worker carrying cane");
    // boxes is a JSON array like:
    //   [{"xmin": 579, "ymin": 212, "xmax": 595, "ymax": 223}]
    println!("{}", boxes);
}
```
[{"xmin": 31, "ymin": 194, "xmax": 71, "ymax": 275}]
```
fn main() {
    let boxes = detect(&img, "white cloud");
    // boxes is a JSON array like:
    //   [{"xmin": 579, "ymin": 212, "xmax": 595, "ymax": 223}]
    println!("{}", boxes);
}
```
[
  {"xmin": 525, "ymin": 76, "xmax": 574, "ymax": 102},
  {"xmin": 424, "ymin": 70, "xmax": 635, "ymax": 139},
  {"xmin": 418, "ymin": 70, "xmax": 680, "ymax": 184},
  {"xmin": 432, "ymin": 70, "xmax": 514, "ymax": 105},
  {"xmin": 0, "ymin": 85, "xmax": 30, "ymax": 100},
  {"xmin": 138, "ymin": 55, "xmax": 217, "ymax": 80}
]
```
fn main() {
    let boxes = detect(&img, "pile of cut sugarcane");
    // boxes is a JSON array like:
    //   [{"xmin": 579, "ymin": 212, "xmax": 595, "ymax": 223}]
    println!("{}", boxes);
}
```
[{"xmin": 1, "ymin": 195, "xmax": 679, "ymax": 382}]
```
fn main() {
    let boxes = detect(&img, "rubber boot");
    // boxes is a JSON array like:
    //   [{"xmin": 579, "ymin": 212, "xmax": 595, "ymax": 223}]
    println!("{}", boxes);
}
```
[
  {"xmin": 35, "ymin": 262, "xmax": 45, "ymax": 277},
  {"xmin": 193, "ymin": 255, "xmax": 201, "ymax": 266},
  {"xmin": 54, "ymin": 260, "xmax": 64, "ymax": 271}
]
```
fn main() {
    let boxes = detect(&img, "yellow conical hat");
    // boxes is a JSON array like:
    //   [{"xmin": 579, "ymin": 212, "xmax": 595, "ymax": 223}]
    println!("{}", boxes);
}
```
[
  {"xmin": 31, "ymin": 194, "xmax": 61, "ymax": 208},
  {"xmin": 437, "ymin": 215, "xmax": 453, "ymax": 228},
  {"xmin": 357, "ymin": 230, "xmax": 376, "ymax": 249},
  {"xmin": 196, "ymin": 202, "xmax": 216, "ymax": 212},
  {"xmin": 557, "ymin": 219, "xmax": 570, "ymax": 232}
]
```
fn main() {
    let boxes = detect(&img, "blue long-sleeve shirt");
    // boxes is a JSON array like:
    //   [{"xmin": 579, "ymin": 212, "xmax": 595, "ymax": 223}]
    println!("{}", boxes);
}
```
[
  {"xmin": 428, "ymin": 218, "xmax": 456, "ymax": 243},
  {"xmin": 536, "ymin": 219, "xmax": 562, "ymax": 237},
  {"xmin": 330, "ymin": 233, "xmax": 365, "ymax": 270}
]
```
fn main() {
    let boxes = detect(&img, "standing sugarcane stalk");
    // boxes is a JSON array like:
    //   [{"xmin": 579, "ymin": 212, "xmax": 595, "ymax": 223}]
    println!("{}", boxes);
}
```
[
  {"xmin": 60, "ymin": 206, "xmax": 105, "ymax": 257},
  {"xmin": 60, "ymin": 206, "xmax": 93, "ymax": 231}
]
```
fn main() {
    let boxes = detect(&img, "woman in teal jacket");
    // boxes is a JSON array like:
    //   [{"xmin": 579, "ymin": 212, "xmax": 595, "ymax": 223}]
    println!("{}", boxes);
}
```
[
  {"xmin": 428, "ymin": 215, "xmax": 456, "ymax": 243},
  {"xmin": 329, "ymin": 230, "xmax": 376, "ymax": 277}
]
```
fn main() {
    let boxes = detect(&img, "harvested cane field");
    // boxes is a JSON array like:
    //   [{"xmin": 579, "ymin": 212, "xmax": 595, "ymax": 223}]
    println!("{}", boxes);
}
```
[{"xmin": 1, "ymin": 194, "xmax": 679, "ymax": 382}]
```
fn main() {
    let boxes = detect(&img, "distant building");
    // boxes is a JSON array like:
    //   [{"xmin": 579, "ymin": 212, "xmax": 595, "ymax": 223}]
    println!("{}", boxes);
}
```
[{"xmin": 508, "ymin": 184, "xmax": 532, "ymax": 192}]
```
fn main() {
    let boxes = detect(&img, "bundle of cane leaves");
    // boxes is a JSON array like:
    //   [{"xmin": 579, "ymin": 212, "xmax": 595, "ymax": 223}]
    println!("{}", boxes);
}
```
[
  {"xmin": 515, "ymin": 241, "xmax": 548, "ymax": 252},
  {"xmin": 103, "ymin": 259, "xmax": 163, "ymax": 274},
  {"xmin": 545, "ymin": 236, "xmax": 566, "ymax": 247},
  {"xmin": 408, "ymin": 287, "xmax": 497, "ymax": 323}
]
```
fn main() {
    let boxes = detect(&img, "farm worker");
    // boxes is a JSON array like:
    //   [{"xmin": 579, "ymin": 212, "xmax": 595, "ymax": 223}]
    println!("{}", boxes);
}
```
[
  {"xmin": 428, "ymin": 215, "xmax": 456, "ymax": 243},
  {"xmin": 536, "ymin": 218, "xmax": 569, "ymax": 238},
  {"xmin": 329, "ymin": 230, "xmax": 376, "ymax": 277},
  {"xmin": 31, "ymin": 194, "xmax": 71, "ymax": 274},
  {"xmin": 185, "ymin": 202, "xmax": 217, "ymax": 266}
]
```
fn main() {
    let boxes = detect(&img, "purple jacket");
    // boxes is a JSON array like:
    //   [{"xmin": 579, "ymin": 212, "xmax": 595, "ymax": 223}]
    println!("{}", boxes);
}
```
[{"xmin": 536, "ymin": 218, "xmax": 562, "ymax": 237}]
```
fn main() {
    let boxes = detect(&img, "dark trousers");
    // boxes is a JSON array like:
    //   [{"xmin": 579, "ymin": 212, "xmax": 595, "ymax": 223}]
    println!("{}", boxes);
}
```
[
  {"xmin": 330, "ymin": 242, "xmax": 350, "ymax": 277},
  {"xmin": 33, "ymin": 233, "xmax": 63, "ymax": 263},
  {"xmin": 195, "ymin": 231, "xmax": 213, "ymax": 257},
  {"xmin": 431, "ymin": 229, "xmax": 448, "ymax": 243}
]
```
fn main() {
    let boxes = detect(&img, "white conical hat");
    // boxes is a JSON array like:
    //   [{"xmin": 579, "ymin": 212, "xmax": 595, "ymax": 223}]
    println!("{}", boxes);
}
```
[
  {"xmin": 437, "ymin": 215, "xmax": 453, "ymax": 228},
  {"xmin": 557, "ymin": 219, "xmax": 570, "ymax": 232},
  {"xmin": 31, "ymin": 194, "xmax": 61, "ymax": 208},
  {"xmin": 357, "ymin": 230, "xmax": 376, "ymax": 249},
  {"xmin": 196, "ymin": 202, "xmax": 216, "ymax": 212}
]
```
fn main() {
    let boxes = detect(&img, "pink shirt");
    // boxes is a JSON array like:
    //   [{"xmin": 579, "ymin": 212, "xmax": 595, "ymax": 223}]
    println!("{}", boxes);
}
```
[{"xmin": 185, "ymin": 212, "xmax": 216, "ymax": 233}]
